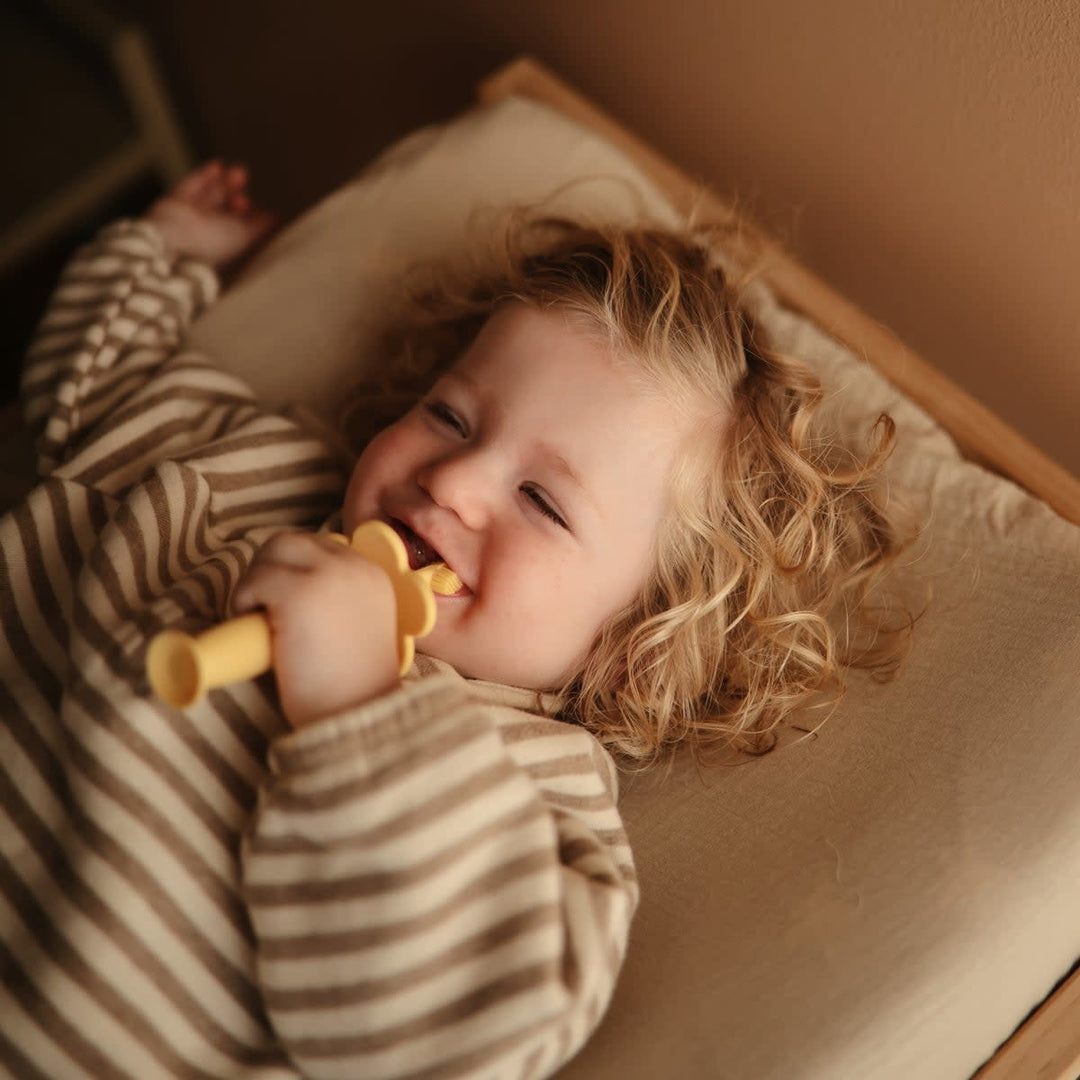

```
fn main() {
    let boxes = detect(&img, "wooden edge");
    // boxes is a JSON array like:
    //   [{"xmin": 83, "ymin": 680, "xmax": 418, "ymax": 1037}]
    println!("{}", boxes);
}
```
[
  {"xmin": 971, "ymin": 965, "xmax": 1080, "ymax": 1080},
  {"xmin": 478, "ymin": 57, "xmax": 1080, "ymax": 527}
]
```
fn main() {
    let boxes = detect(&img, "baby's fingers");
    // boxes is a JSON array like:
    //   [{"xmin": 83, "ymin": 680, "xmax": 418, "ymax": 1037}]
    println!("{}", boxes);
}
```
[
  {"xmin": 171, "ymin": 160, "xmax": 229, "ymax": 209},
  {"xmin": 233, "ymin": 533, "xmax": 313, "ymax": 609},
  {"xmin": 228, "ymin": 534, "xmax": 402, "ymax": 724},
  {"xmin": 223, "ymin": 164, "xmax": 251, "ymax": 210},
  {"xmin": 171, "ymin": 160, "xmax": 254, "ymax": 212},
  {"xmin": 249, "ymin": 530, "xmax": 329, "ymax": 569},
  {"xmin": 171, "ymin": 160, "xmax": 219, "ymax": 201},
  {"xmin": 231, "ymin": 561, "xmax": 298, "ymax": 616},
  {"xmin": 231, "ymin": 533, "xmax": 375, "ymax": 614}
]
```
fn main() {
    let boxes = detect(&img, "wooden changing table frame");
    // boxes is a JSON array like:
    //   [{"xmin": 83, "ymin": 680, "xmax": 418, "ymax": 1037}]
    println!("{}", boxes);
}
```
[{"xmin": 477, "ymin": 56, "xmax": 1080, "ymax": 1080}]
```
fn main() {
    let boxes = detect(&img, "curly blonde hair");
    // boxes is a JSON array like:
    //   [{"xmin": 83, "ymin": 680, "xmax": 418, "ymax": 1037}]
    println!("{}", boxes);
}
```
[{"xmin": 343, "ymin": 213, "xmax": 914, "ymax": 765}]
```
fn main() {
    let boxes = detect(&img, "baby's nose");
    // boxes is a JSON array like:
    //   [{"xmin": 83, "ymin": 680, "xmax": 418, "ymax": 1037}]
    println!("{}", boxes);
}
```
[{"xmin": 417, "ymin": 451, "xmax": 494, "ymax": 529}]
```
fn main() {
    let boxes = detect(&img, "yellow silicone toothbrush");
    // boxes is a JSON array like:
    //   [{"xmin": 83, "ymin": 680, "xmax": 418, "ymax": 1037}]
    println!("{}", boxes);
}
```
[{"xmin": 146, "ymin": 520, "xmax": 462, "ymax": 708}]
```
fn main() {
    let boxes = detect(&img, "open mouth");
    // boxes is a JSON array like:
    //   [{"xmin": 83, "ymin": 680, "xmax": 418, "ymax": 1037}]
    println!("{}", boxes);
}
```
[
  {"xmin": 391, "ymin": 519, "xmax": 442, "ymax": 571},
  {"xmin": 388, "ymin": 518, "xmax": 471, "ymax": 598}
]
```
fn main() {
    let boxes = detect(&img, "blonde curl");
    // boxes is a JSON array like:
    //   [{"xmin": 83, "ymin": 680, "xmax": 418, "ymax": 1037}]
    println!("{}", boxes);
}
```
[{"xmin": 342, "ymin": 210, "xmax": 916, "ymax": 767}]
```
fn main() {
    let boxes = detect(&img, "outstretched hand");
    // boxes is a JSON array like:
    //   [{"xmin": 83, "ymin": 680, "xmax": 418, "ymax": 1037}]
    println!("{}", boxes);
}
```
[{"xmin": 145, "ymin": 160, "xmax": 277, "ymax": 272}]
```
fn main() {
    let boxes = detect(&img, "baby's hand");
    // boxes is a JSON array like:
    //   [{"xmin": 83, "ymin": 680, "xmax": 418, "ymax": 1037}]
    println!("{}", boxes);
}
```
[
  {"xmin": 145, "ymin": 160, "xmax": 277, "ymax": 272},
  {"xmin": 231, "ymin": 532, "xmax": 401, "ymax": 727}
]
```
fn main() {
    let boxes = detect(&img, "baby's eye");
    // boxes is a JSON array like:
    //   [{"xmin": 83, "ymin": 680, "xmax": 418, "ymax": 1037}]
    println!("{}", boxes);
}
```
[
  {"xmin": 521, "ymin": 484, "xmax": 568, "ymax": 529},
  {"xmin": 425, "ymin": 401, "xmax": 467, "ymax": 436}
]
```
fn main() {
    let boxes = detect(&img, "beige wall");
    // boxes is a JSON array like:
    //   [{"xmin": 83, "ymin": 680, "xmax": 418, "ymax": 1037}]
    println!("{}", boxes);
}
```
[{"xmin": 131, "ymin": 0, "xmax": 1080, "ymax": 474}]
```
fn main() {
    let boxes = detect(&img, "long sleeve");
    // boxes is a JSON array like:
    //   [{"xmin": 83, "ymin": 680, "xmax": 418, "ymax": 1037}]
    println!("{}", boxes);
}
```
[
  {"xmin": 243, "ymin": 673, "xmax": 638, "ymax": 1080},
  {"xmin": 2, "ymin": 220, "xmax": 634, "ymax": 1080},
  {"xmin": 1, "ymin": 220, "xmax": 348, "ymax": 1077},
  {"xmin": 21, "ymin": 220, "xmax": 221, "ymax": 481}
]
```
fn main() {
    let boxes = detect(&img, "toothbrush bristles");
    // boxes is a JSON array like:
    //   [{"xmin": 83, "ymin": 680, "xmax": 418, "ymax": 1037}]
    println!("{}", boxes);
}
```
[{"xmin": 428, "ymin": 564, "xmax": 462, "ymax": 596}]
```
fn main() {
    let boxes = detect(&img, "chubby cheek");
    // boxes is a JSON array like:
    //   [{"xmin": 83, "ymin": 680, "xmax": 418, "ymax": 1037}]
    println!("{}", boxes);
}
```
[
  {"xmin": 482, "ymin": 534, "xmax": 575, "ymax": 618},
  {"xmin": 342, "ymin": 470, "xmax": 374, "ymax": 536},
  {"xmin": 343, "ymin": 426, "xmax": 410, "ymax": 530},
  {"xmin": 494, "ymin": 555, "xmax": 606, "ymax": 675}
]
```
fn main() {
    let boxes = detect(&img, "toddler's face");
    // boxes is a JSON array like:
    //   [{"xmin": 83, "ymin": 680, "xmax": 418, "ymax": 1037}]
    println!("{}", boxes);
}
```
[{"xmin": 343, "ymin": 302, "xmax": 693, "ymax": 689}]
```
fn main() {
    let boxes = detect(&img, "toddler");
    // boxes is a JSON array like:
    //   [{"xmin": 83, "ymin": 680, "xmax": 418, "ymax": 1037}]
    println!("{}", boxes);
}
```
[{"xmin": 0, "ymin": 162, "xmax": 906, "ymax": 1079}]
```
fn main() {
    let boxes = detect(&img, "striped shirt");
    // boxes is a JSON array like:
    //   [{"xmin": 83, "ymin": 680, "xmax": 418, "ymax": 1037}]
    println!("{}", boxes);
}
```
[{"xmin": 0, "ymin": 222, "xmax": 638, "ymax": 1079}]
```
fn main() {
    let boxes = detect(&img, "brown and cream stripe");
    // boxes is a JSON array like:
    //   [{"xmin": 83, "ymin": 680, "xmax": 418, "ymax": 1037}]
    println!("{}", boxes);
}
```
[{"xmin": 0, "ymin": 222, "xmax": 637, "ymax": 1078}]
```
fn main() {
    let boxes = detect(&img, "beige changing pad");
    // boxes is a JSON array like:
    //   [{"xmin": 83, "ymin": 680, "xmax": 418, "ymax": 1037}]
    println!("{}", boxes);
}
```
[{"xmin": 186, "ymin": 94, "xmax": 1080, "ymax": 1080}]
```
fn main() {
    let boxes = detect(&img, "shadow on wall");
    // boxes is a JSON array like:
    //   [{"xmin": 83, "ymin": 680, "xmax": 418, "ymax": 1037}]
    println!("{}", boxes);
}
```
[
  {"xmin": 1, "ymin": 0, "xmax": 516, "ymax": 395},
  {"xmin": 111, "ymin": 0, "xmax": 517, "ymax": 217}
]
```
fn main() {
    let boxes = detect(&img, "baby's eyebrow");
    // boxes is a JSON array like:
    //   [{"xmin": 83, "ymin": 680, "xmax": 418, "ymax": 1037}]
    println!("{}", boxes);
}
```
[
  {"xmin": 441, "ymin": 369, "xmax": 478, "ymax": 391},
  {"xmin": 536, "ymin": 442, "xmax": 593, "ymax": 507}
]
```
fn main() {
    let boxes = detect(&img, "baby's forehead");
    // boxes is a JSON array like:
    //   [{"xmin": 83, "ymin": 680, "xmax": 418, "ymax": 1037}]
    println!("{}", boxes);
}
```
[
  {"xmin": 447, "ymin": 300, "xmax": 727, "ymax": 434},
  {"xmin": 453, "ymin": 303, "xmax": 653, "ymax": 392},
  {"xmin": 537, "ymin": 303, "xmax": 734, "ymax": 419}
]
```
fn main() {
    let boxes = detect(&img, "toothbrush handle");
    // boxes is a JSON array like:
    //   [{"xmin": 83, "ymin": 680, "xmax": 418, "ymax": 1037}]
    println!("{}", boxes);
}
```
[{"xmin": 146, "ymin": 613, "xmax": 272, "ymax": 708}]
